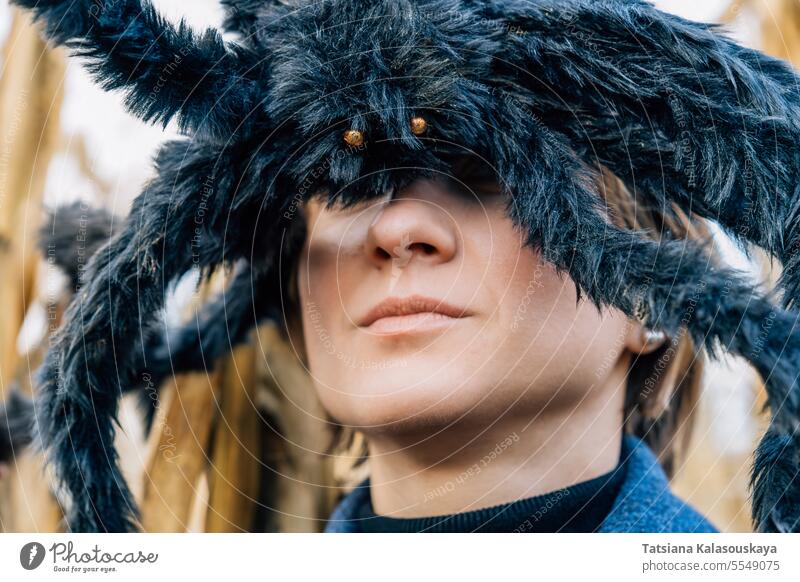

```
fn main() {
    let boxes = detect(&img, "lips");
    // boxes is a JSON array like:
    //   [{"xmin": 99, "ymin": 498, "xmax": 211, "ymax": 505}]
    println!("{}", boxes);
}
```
[{"xmin": 358, "ymin": 294, "xmax": 472, "ymax": 333}]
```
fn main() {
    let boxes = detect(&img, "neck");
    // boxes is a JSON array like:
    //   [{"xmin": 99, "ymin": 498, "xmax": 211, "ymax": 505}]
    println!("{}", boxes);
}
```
[{"xmin": 365, "ymin": 369, "xmax": 627, "ymax": 518}]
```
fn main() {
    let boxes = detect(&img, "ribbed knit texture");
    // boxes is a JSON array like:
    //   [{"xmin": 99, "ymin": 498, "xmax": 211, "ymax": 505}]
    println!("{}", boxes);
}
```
[{"xmin": 355, "ymin": 453, "xmax": 625, "ymax": 532}]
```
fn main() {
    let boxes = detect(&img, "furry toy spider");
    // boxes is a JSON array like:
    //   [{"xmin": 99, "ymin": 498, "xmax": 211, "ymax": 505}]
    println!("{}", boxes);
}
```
[{"xmin": 11, "ymin": 0, "xmax": 800, "ymax": 532}]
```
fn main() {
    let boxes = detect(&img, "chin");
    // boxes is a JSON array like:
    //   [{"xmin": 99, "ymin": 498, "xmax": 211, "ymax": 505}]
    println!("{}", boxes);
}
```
[{"xmin": 313, "ymin": 360, "xmax": 494, "ymax": 433}]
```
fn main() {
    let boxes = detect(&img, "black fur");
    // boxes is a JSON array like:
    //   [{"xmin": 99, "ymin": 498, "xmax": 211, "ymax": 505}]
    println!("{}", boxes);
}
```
[
  {"xmin": 38, "ymin": 202, "xmax": 115, "ymax": 291},
  {"xmin": 12, "ymin": 0, "xmax": 800, "ymax": 531},
  {"xmin": 220, "ymin": 0, "xmax": 273, "ymax": 39},
  {"xmin": 0, "ymin": 388, "xmax": 35, "ymax": 465},
  {"xmin": 14, "ymin": 0, "xmax": 261, "ymax": 140},
  {"xmin": 19, "ymin": 199, "xmax": 293, "ymax": 454},
  {"xmin": 751, "ymin": 431, "xmax": 800, "ymax": 532},
  {"xmin": 480, "ymin": 1, "xmax": 800, "ymax": 305}
]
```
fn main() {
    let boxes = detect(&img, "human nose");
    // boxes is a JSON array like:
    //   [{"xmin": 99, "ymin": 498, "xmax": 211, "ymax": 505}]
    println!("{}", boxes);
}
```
[{"xmin": 364, "ymin": 181, "xmax": 458, "ymax": 269}]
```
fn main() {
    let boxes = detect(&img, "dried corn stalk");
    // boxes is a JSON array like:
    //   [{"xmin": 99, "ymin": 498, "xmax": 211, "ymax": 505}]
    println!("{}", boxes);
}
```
[{"xmin": 0, "ymin": 8, "xmax": 65, "ymax": 532}]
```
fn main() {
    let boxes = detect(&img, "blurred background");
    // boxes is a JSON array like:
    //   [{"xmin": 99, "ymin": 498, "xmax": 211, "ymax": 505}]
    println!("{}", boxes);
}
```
[{"xmin": 0, "ymin": 0, "xmax": 795, "ymax": 532}]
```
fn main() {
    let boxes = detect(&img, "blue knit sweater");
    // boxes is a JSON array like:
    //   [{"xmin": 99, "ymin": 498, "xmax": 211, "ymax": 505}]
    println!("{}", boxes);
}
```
[{"xmin": 324, "ymin": 434, "xmax": 718, "ymax": 533}]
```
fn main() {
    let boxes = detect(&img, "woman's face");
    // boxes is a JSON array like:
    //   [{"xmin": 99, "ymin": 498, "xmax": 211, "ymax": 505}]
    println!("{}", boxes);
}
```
[{"xmin": 296, "ymin": 164, "xmax": 642, "ymax": 435}]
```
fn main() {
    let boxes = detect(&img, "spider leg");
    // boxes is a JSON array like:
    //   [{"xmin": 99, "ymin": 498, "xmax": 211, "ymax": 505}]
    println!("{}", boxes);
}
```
[
  {"xmin": 137, "ymin": 259, "xmax": 286, "ymax": 389},
  {"xmin": 220, "ymin": 0, "xmax": 280, "ymax": 40},
  {"xmin": 39, "ymin": 202, "xmax": 115, "ymax": 292},
  {"xmin": 751, "ymin": 431, "xmax": 800, "ymax": 532},
  {"xmin": 485, "ymin": 0, "xmax": 800, "ymax": 307},
  {"xmin": 35, "ymin": 137, "xmax": 287, "ymax": 531},
  {"xmin": 12, "ymin": 0, "xmax": 262, "ymax": 140}
]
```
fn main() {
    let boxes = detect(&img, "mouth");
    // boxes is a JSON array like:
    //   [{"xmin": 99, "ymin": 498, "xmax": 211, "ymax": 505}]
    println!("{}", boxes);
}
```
[{"xmin": 358, "ymin": 295, "xmax": 472, "ymax": 335}]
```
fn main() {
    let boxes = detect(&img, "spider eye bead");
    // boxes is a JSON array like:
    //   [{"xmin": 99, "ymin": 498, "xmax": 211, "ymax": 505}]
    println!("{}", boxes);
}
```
[
  {"xmin": 410, "ymin": 116, "xmax": 428, "ymax": 136},
  {"xmin": 343, "ymin": 129, "xmax": 365, "ymax": 147}
]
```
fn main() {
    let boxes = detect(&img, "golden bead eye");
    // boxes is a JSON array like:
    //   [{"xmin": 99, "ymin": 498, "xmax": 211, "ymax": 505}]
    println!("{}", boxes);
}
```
[
  {"xmin": 343, "ymin": 129, "xmax": 365, "ymax": 147},
  {"xmin": 410, "ymin": 116, "xmax": 428, "ymax": 136}
]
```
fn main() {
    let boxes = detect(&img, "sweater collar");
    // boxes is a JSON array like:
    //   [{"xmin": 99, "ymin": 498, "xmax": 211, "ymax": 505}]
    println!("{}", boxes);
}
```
[
  {"xmin": 324, "ymin": 434, "xmax": 717, "ymax": 533},
  {"xmin": 353, "ymin": 447, "xmax": 625, "ymax": 533}
]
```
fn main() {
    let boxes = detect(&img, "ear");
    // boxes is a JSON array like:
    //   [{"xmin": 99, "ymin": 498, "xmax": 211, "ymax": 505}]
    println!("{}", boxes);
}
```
[
  {"xmin": 624, "ymin": 322, "xmax": 681, "ymax": 419},
  {"xmin": 624, "ymin": 320, "xmax": 668, "ymax": 356}
]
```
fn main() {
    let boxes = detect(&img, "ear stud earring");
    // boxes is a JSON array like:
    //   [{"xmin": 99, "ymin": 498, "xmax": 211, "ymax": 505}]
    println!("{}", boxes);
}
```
[{"xmin": 642, "ymin": 328, "xmax": 667, "ymax": 346}]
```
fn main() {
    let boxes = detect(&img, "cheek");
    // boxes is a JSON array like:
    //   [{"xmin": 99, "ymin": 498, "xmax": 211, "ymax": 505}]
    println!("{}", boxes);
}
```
[
  {"xmin": 296, "ymin": 205, "xmax": 371, "ymax": 332},
  {"xmin": 297, "ymin": 214, "xmax": 360, "ymax": 345},
  {"xmin": 297, "ymin": 253, "xmax": 339, "ymax": 362},
  {"xmin": 485, "ymin": 240, "xmax": 630, "ymax": 397},
  {"xmin": 297, "ymin": 244, "xmax": 366, "ymax": 417}
]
